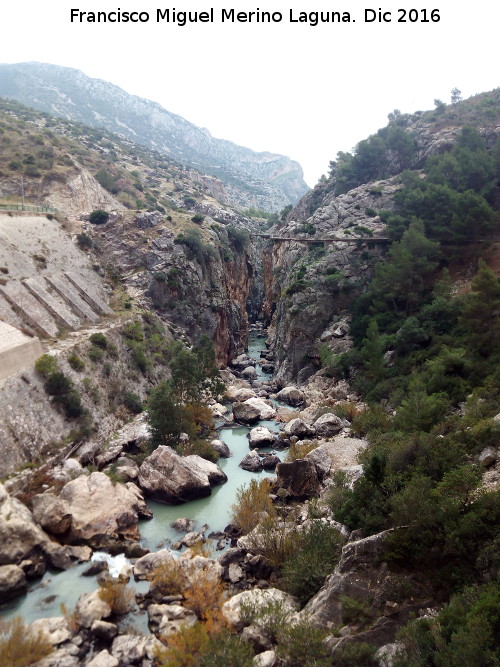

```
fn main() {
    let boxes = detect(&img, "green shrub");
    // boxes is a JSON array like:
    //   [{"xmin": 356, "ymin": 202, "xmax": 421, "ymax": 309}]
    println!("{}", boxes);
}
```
[
  {"xmin": 333, "ymin": 641, "xmax": 377, "ymax": 666},
  {"xmin": 88, "ymin": 209, "xmax": 109, "ymax": 225},
  {"xmin": 88, "ymin": 346, "xmax": 104, "ymax": 362},
  {"xmin": 35, "ymin": 354, "xmax": 58, "ymax": 378},
  {"xmin": 89, "ymin": 332, "xmax": 108, "ymax": 348},
  {"xmin": 44, "ymin": 371, "xmax": 73, "ymax": 397},
  {"xmin": 198, "ymin": 631, "xmax": 253, "ymax": 667},
  {"xmin": 76, "ymin": 232, "xmax": 93, "ymax": 250},
  {"xmin": 275, "ymin": 621, "xmax": 331, "ymax": 667},
  {"xmin": 67, "ymin": 354, "xmax": 85, "ymax": 371},
  {"xmin": 340, "ymin": 595, "xmax": 373, "ymax": 626},
  {"xmin": 239, "ymin": 598, "xmax": 290, "ymax": 643},
  {"xmin": 397, "ymin": 583, "xmax": 500, "ymax": 667},
  {"xmin": 122, "ymin": 391, "xmax": 143, "ymax": 414},
  {"xmin": 281, "ymin": 521, "xmax": 345, "ymax": 605}
]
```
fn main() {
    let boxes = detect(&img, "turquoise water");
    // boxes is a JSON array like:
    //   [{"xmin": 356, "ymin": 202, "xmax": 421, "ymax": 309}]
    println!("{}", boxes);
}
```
[{"xmin": 139, "ymin": 424, "xmax": 283, "ymax": 551}]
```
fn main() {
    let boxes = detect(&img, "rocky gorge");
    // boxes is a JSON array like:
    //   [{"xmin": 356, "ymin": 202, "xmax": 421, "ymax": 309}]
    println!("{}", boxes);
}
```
[{"xmin": 0, "ymin": 90, "xmax": 499, "ymax": 666}]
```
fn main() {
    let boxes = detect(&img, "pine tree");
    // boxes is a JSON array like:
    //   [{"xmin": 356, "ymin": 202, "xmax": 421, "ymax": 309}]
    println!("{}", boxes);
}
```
[{"xmin": 460, "ymin": 260, "xmax": 500, "ymax": 356}]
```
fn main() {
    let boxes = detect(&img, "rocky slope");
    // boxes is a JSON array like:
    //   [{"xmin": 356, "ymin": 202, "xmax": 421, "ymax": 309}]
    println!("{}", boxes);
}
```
[{"xmin": 0, "ymin": 62, "xmax": 309, "ymax": 211}]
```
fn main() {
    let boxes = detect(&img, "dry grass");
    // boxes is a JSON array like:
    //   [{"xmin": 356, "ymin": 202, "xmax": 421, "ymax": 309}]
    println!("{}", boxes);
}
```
[
  {"xmin": 151, "ymin": 560, "xmax": 187, "ymax": 597},
  {"xmin": 183, "ymin": 570, "xmax": 227, "ymax": 622},
  {"xmin": 156, "ymin": 622, "xmax": 210, "ymax": 667},
  {"xmin": 98, "ymin": 578, "xmax": 135, "ymax": 616},
  {"xmin": 230, "ymin": 478, "xmax": 275, "ymax": 534},
  {"xmin": 285, "ymin": 440, "xmax": 318, "ymax": 462},
  {"xmin": 0, "ymin": 616, "xmax": 53, "ymax": 667}
]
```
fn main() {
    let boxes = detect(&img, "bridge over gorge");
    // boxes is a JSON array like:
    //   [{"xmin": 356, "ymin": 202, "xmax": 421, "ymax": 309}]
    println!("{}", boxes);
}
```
[{"xmin": 250, "ymin": 232, "xmax": 390, "ymax": 244}]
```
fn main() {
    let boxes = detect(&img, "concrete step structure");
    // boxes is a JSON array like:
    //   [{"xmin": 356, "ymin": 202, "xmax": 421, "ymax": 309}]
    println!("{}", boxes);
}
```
[
  {"xmin": 0, "ymin": 320, "xmax": 44, "ymax": 380},
  {"xmin": 46, "ymin": 274, "xmax": 99, "ymax": 323},
  {"xmin": 23, "ymin": 278, "xmax": 81, "ymax": 330},
  {"xmin": 65, "ymin": 272, "xmax": 113, "ymax": 316},
  {"xmin": 0, "ymin": 282, "xmax": 59, "ymax": 337}
]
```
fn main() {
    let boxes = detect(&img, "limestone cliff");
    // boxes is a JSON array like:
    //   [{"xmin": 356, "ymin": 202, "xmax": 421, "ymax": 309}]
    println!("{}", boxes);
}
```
[{"xmin": 264, "ymin": 179, "xmax": 398, "ymax": 382}]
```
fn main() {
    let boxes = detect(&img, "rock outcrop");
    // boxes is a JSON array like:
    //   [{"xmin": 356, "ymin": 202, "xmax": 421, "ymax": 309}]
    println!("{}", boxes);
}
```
[{"xmin": 301, "ymin": 530, "xmax": 434, "ymax": 647}]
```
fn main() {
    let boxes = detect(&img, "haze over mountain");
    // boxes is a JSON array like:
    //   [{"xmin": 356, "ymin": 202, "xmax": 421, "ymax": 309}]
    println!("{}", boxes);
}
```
[{"xmin": 0, "ymin": 61, "xmax": 309, "ymax": 212}]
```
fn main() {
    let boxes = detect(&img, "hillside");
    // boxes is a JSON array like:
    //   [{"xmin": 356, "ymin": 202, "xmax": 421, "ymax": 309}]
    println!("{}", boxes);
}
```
[{"xmin": 0, "ymin": 62, "xmax": 309, "ymax": 212}]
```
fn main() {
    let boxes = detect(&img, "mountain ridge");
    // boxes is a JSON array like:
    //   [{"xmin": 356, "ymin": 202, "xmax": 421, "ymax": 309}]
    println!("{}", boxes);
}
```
[{"xmin": 0, "ymin": 61, "xmax": 308, "ymax": 211}]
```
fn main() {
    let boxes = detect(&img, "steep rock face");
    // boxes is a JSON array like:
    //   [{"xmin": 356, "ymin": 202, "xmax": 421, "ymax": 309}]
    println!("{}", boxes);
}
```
[
  {"xmin": 91, "ymin": 211, "xmax": 254, "ymax": 364},
  {"xmin": 0, "ymin": 62, "xmax": 308, "ymax": 211},
  {"xmin": 264, "ymin": 179, "xmax": 397, "ymax": 381}
]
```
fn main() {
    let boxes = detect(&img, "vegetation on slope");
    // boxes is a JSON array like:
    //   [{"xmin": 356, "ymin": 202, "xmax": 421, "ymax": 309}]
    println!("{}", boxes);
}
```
[{"xmin": 317, "ymin": 122, "xmax": 500, "ymax": 661}]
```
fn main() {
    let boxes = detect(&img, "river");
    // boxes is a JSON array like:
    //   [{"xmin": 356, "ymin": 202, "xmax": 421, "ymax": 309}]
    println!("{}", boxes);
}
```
[{"xmin": 0, "ymin": 330, "xmax": 289, "ymax": 629}]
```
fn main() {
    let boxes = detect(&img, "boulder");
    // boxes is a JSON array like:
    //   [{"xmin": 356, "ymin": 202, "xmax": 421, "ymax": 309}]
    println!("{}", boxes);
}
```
[
  {"xmin": 240, "ymin": 450, "xmax": 264, "ymax": 472},
  {"xmin": 249, "ymin": 427, "xmax": 276, "ymax": 447},
  {"xmin": 262, "ymin": 455, "xmax": 281, "ymax": 471},
  {"xmin": 375, "ymin": 642, "xmax": 405, "ymax": 666},
  {"xmin": 241, "ymin": 625, "xmax": 273, "ymax": 652},
  {"xmin": 138, "ymin": 446, "xmax": 226, "ymax": 504},
  {"xmin": 301, "ymin": 530, "xmax": 433, "ymax": 644},
  {"xmin": 276, "ymin": 386, "xmax": 305, "ymax": 406},
  {"xmin": 110, "ymin": 634, "xmax": 158, "ymax": 665},
  {"xmin": 59, "ymin": 473, "xmax": 152, "ymax": 545},
  {"xmin": 313, "ymin": 413, "xmax": 344, "ymax": 437},
  {"xmin": 222, "ymin": 588, "xmax": 299, "ymax": 629},
  {"xmin": 157, "ymin": 604, "xmax": 198, "ymax": 637},
  {"xmin": 75, "ymin": 589, "xmax": 112, "ymax": 628},
  {"xmin": 242, "ymin": 366, "xmax": 257, "ymax": 380},
  {"xmin": 304, "ymin": 444, "xmax": 333, "ymax": 479},
  {"xmin": 284, "ymin": 418, "xmax": 315, "ymax": 439},
  {"xmin": 0, "ymin": 483, "xmax": 51, "ymax": 567},
  {"xmin": 183, "ymin": 455, "xmax": 227, "ymax": 486},
  {"xmin": 276, "ymin": 460, "xmax": 320, "ymax": 499},
  {"xmin": 233, "ymin": 401, "xmax": 262, "ymax": 424},
  {"xmin": 218, "ymin": 547, "xmax": 247, "ymax": 567},
  {"xmin": 253, "ymin": 651, "xmax": 277, "ymax": 667},
  {"xmin": 0, "ymin": 563, "xmax": 27, "ymax": 602},
  {"xmin": 210, "ymin": 439, "xmax": 231, "ymax": 458},
  {"xmin": 172, "ymin": 518, "xmax": 195, "ymax": 533},
  {"xmin": 87, "ymin": 650, "xmax": 119, "ymax": 667},
  {"xmin": 181, "ymin": 531, "xmax": 205, "ymax": 548},
  {"xmin": 29, "ymin": 617, "xmax": 74, "ymax": 648},
  {"xmin": 479, "ymin": 446, "xmax": 497, "ymax": 467},
  {"xmin": 228, "ymin": 562, "xmax": 245, "ymax": 583},
  {"xmin": 44, "ymin": 544, "xmax": 92, "ymax": 570},
  {"xmin": 245, "ymin": 398, "xmax": 277, "ymax": 420},
  {"xmin": 225, "ymin": 386, "xmax": 257, "ymax": 403},
  {"xmin": 134, "ymin": 549, "xmax": 175, "ymax": 580},
  {"xmin": 32, "ymin": 493, "xmax": 72, "ymax": 535}
]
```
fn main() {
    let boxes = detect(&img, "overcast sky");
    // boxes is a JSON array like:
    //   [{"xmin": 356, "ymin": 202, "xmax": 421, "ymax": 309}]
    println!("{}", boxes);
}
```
[{"xmin": 1, "ymin": 0, "xmax": 498, "ymax": 185}]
